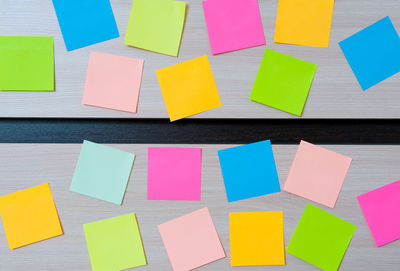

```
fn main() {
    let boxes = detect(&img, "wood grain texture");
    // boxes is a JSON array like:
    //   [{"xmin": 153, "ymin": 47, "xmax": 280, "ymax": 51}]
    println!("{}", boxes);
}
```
[
  {"xmin": 0, "ymin": 0, "xmax": 400, "ymax": 118},
  {"xmin": 0, "ymin": 143, "xmax": 399, "ymax": 270}
]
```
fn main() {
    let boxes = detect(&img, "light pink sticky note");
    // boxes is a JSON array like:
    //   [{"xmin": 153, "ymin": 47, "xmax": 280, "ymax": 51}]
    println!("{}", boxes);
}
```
[
  {"xmin": 357, "ymin": 180, "xmax": 400, "ymax": 247},
  {"xmin": 82, "ymin": 51, "xmax": 144, "ymax": 113},
  {"xmin": 147, "ymin": 147, "xmax": 201, "ymax": 201},
  {"xmin": 202, "ymin": 0, "xmax": 265, "ymax": 55},
  {"xmin": 158, "ymin": 207, "xmax": 226, "ymax": 271},
  {"xmin": 284, "ymin": 140, "xmax": 352, "ymax": 208}
]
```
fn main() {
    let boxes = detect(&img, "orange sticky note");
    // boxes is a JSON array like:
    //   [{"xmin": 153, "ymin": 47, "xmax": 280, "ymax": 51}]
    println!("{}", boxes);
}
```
[
  {"xmin": 274, "ymin": 0, "xmax": 335, "ymax": 48},
  {"xmin": 229, "ymin": 211, "xmax": 285, "ymax": 266},
  {"xmin": 0, "ymin": 183, "xmax": 63, "ymax": 249},
  {"xmin": 156, "ymin": 55, "xmax": 222, "ymax": 121}
]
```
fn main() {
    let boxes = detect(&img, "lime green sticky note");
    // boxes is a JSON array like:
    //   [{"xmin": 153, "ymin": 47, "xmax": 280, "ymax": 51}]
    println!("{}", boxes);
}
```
[
  {"xmin": 287, "ymin": 204, "xmax": 356, "ymax": 271},
  {"xmin": 0, "ymin": 36, "xmax": 54, "ymax": 91},
  {"xmin": 250, "ymin": 48, "xmax": 316, "ymax": 116},
  {"xmin": 124, "ymin": 0, "xmax": 186, "ymax": 57},
  {"xmin": 84, "ymin": 213, "xmax": 147, "ymax": 271}
]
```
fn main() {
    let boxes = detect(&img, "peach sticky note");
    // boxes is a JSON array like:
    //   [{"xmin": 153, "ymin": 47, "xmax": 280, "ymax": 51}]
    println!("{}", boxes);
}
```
[
  {"xmin": 274, "ymin": 0, "xmax": 335, "ymax": 48},
  {"xmin": 284, "ymin": 141, "xmax": 352, "ymax": 208},
  {"xmin": 82, "ymin": 51, "xmax": 144, "ymax": 113},
  {"xmin": 156, "ymin": 55, "xmax": 222, "ymax": 121},
  {"xmin": 158, "ymin": 207, "xmax": 225, "ymax": 271},
  {"xmin": 0, "ymin": 183, "xmax": 63, "ymax": 249}
]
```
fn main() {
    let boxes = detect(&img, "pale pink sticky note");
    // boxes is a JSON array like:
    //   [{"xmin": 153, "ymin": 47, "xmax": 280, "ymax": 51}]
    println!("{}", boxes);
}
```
[
  {"xmin": 82, "ymin": 51, "xmax": 144, "ymax": 113},
  {"xmin": 147, "ymin": 147, "xmax": 201, "ymax": 201},
  {"xmin": 284, "ymin": 140, "xmax": 352, "ymax": 208},
  {"xmin": 357, "ymin": 180, "xmax": 400, "ymax": 247},
  {"xmin": 202, "ymin": 0, "xmax": 265, "ymax": 55},
  {"xmin": 158, "ymin": 207, "xmax": 225, "ymax": 271}
]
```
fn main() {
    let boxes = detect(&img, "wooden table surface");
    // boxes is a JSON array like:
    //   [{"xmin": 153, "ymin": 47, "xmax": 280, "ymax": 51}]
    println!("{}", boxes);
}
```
[{"xmin": 1, "ymin": 0, "xmax": 400, "ymax": 119}]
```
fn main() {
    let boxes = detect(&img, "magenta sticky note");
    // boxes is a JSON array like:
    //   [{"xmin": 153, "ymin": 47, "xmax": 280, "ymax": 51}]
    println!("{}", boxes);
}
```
[
  {"xmin": 202, "ymin": 0, "xmax": 265, "ymax": 55},
  {"xmin": 147, "ymin": 147, "xmax": 202, "ymax": 201},
  {"xmin": 357, "ymin": 180, "xmax": 400, "ymax": 246}
]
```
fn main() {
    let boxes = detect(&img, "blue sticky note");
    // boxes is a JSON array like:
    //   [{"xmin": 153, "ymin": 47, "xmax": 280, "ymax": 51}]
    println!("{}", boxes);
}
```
[
  {"xmin": 52, "ymin": 0, "xmax": 119, "ymax": 51},
  {"xmin": 218, "ymin": 140, "xmax": 280, "ymax": 202},
  {"xmin": 339, "ymin": 16, "xmax": 400, "ymax": 90}
]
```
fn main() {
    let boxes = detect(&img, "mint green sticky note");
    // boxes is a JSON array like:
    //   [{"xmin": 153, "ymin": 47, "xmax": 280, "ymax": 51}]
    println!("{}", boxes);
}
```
[
  {"xmin": 70, "ymin": 140, "xmax": 135, "ymax": 205},
  {"xmin": 0, "ymin": 36, "xmax": 54, "ymax": 91}
]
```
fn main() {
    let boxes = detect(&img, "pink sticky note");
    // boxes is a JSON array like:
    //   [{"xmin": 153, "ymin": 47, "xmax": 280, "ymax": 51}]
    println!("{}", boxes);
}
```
[
  {"xmin": 284, "ymin": 140, "xmax": 352, "ymax": 208},
  {"xmin": 158, "ymin": 207, "xmax": 226, "ymax": 271},
  {"xmin": 357, "ymin": 180, "xmax": 400, "ymax": 247},
  {"xmin": 82, "ymin": 52, "xmax": 144, "ymax": 113},
  {"xmin": 147, "ymin": 147, "xmax": 202, "ymax": 201},
  {"xmin": 202, "ymin": 0, "xmax": 265, "ymax": 55}
]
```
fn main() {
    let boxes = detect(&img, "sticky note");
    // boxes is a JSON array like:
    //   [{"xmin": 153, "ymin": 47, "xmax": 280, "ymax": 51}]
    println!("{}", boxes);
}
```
[
  {"xmin": 0, "ymin": 183, "xmax": 63, "ymax": 249},
  {"xmin": 230, "ymin": 211, "xmax": 285, "ymax": 266},
  {"xmin": 218, "ymin": 140, "xmax": 280, "ymax": 202},
  {"xmin": 274, "ymin": 0, "xmax": 335, "ymax": 48},
  {"xmin": 357, "ymin": 180, "xmax": 400, "ymax": 247},
  {"xmin": 125, "ymin": 0, "xmax": 186, "ymax": 56},
  {"xmin": 52, "ymin": 0, "xmax": 119, "ymax": 51},
  {"xmin": 84, "ymin": 213, "xmax": 146, "ymax": 271},
  {"xmin": 156, "ymin": 55, "xmax": 221, "ymax": 121},
  {"xmin": 147, "ymin": 147, "xmax": 202, "ymax": 201},
  {"xmin": 287, "ymin": 204, "xmax": 356, "ymax": 271},
  {"xmin": 82, "ymin": 52, "xmax": 144, "ymax": 113},
  {"xmin": 0, "ymin": 36, "xmax": 54, "ymax": 91},
  {"xmin": 250, "ymin": 49, "xmax": 317, "ymax": 116},
  {"xmin": 158, "ymin": 207, "xmax": 225, "ymax": 271},
  {"xmin": 339, "ymin": 16, "xmax": 400, "ymax": 90},
  {"xmin": 70, "ymin": 140, "xmax": 135, "ymax": 205},
  {"xmin": 202, "ymin": 0, "xmax": 265, "ymax": 55},
  {"xmin": 284, "ymin": 140, "xmax": 352, "ymax": 208}
]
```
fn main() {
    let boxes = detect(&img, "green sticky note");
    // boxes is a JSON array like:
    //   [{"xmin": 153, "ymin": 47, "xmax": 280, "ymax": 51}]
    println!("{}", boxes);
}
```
[
  {"xmin": 70, "ymin": 140, "xmax": 135, "ymax": 205},
  {"xmin": 0, "ymin": 36, "xmax": 54, "ymax": 91},
  {"xmin": 124, "ymin": 0, "xmax": 186, "ymax": 57},
  {"xmin": 84, "ymin": 213, "xmax": 147, "ymax": 271},
  {"xmin": 287, "ymin": 204, "xmax": 356, "ymax": 271},
  {"xmin": 250, "ymin": 48, "xmax": 317, "ymax": 116}
]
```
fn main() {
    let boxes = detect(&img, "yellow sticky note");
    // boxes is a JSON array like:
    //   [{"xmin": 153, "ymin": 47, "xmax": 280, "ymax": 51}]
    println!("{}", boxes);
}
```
[
  {"xmin": 0, "ymin": 183, "xmax": 63, "ymax": 249},
  {"xmin": 229, "ymin": 211, "xmax": 285, "ymax": 266},
  {"xmin": 274, "ymin": 0, "xmax": 335, "ymax": 48},
  {"xmin": 156, "ymin": 55, "xmax": 221, "ymax": 121}
]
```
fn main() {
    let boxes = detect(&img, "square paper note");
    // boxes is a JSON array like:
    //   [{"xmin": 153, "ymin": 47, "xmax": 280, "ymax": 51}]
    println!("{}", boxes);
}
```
[
  {"xmin": 84, "ymin": 213, "xmax": 146, "ymax": 271},
  {"xmin": 218, "ymin": 140, "xmax": 280, "ymax": 202},
  {"xmin": 125, "ymin": 0, "xmax": 186, "ymax": 56},
  {"xmin": 357, "ymin": 180, "xmax": 400, "ymax": 246},
  {"xmin": 0, "ymin": 36, "xmax": 54, "ymax": 91},
  {"xmin": 156, "ymin": 55, "xmax": 221, "ymax": 121},
  {"xmin": 147, "ymin": 147, "xmax": 202, "ymax": 201},
  {"xmin": 230, "ymin": 211, "xmax": 285, "ymax": 266},
  {"xmin": 70, "ymin": 140, "xmax": 135, "ymax": 205},
  {"xmin": 158, "ymin": 207, "xmax": 225, "ymax": 271},
  {"xmin": 250, "ymin": 49, "xmax": 317, "ymax": 116},
  {"xmin": 287, "ymin": 204, "xmax": 356, "ymax": 271},
  {"xmin": 52, "ymin": 0, "xmax": 119, "ymax": 51},
  {"xmin": 202, "ymin": 0, "xmax": 265, "ymax": 55},
  {"xmin": 284, "ymin": 140, "xmax": 352, "ymax": 208},
  {"xmin": 339, "ymin": 16, "xmax": 400, "ymax": 90},
  {"xmin": 82, "ymin": 52, "xmax": 144, "ymax": 113},
  {"xmin": 0, "ymin": 183, "xmax": 63, "ymax": 249},
  {"xmin": 274, "ymin": 0, "xmax": 335, "ymax": 48}
]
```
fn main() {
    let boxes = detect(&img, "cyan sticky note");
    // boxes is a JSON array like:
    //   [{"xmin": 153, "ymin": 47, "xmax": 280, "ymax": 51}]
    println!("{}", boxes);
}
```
[
  {"xmin": 70, "ymin": 140, "xmax": 135, "ymax": 205},
  {"xmin": 218, "ymin": 140, "xmax": 280, "ymax": 202},
  {"xmin": 52, "ymin": 0, "xmax": 119, "ymax": 51},
  {"xmin": 339, "ymin": 16, "xmax": 400, "ymax": 90}
]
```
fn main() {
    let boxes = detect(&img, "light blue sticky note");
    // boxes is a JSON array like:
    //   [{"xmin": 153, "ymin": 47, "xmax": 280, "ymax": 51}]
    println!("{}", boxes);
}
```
[
  {"xmin": 339, "ymin": 16, "xmax": 400, "ymax": 90},
  {"xmin": 52, "ymin": 0, "xmax": 119, "ymax": 51},
  {"xmin": 70, "ymin": 140, "xmax": 135, "ymax": 205},
  {"xmin": 218, "ymin": 140, "xmax": 280, "ymax": 202}
]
